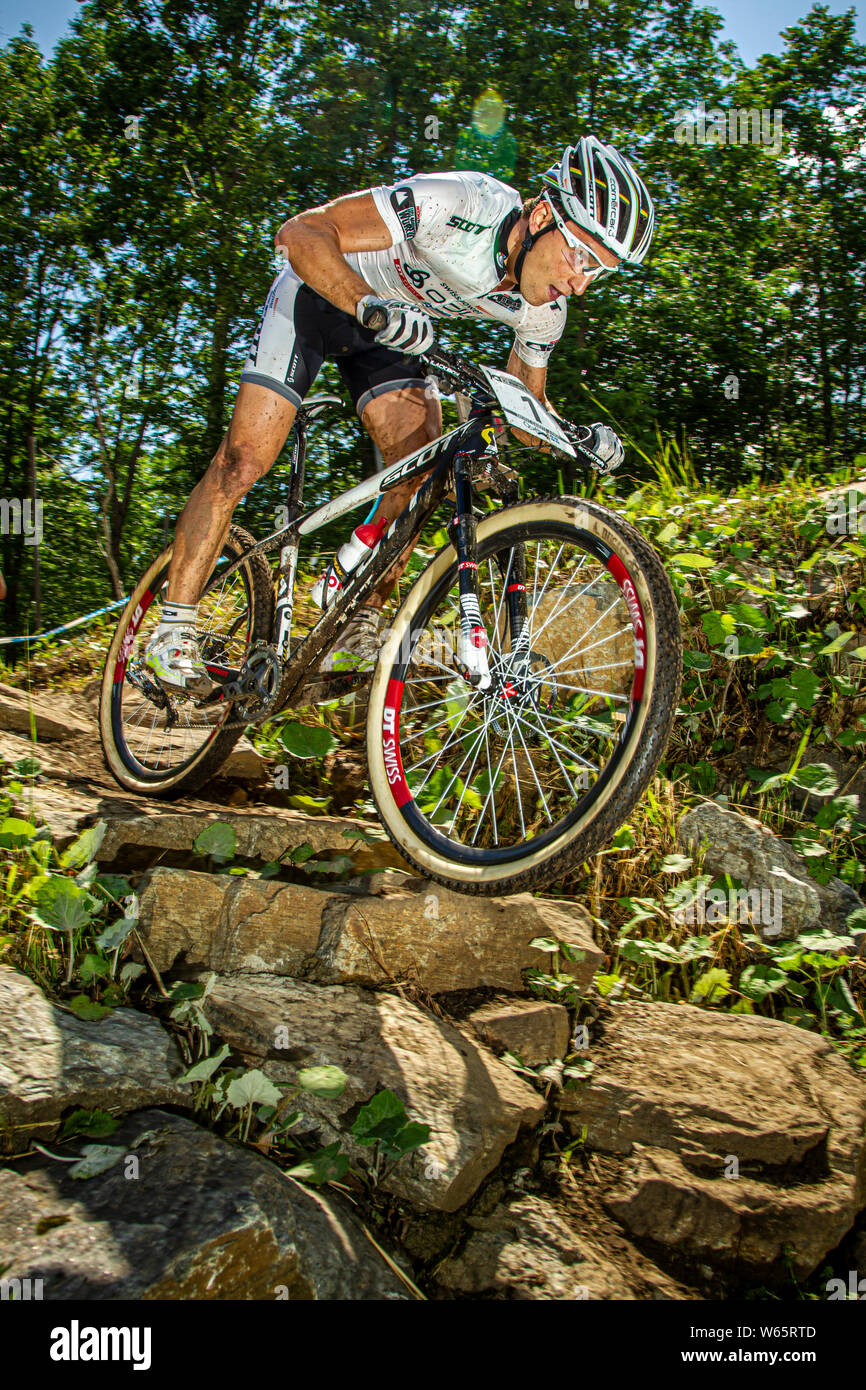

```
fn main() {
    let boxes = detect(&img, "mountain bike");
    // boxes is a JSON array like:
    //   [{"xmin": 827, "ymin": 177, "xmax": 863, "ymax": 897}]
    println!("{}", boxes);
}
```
[{"xmin": 99, "ymin": 344, "xmax": 682, "ymax": 895}]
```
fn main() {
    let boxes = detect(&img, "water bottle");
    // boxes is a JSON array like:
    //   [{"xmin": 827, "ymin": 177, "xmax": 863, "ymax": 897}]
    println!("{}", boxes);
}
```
[{"xmin": 311, "ymin": 517, "xmax": 388, "ymax": 609}]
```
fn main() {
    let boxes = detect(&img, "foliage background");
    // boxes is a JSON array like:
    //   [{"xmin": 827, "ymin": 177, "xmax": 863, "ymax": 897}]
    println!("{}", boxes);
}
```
[{"xmin": 1, "ymin": 0, "xmax": 864, "ymax": 639}]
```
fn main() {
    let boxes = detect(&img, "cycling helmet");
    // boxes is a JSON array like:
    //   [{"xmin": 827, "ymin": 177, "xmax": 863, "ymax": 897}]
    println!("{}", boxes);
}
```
[{"xmin": 542, "ymin": 136, "xmax": 655, "ymax": 266}]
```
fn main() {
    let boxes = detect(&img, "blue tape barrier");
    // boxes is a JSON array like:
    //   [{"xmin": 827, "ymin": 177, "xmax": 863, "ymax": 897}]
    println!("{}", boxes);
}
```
[{"xmin": 0, "ymin": 597, "xmax": 129, "ymax": 647}]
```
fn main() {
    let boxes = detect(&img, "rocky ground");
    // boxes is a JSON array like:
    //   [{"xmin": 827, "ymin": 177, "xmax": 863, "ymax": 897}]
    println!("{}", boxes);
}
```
[{"xmin": 1, "ymin": 681, "xmax": 865, "ymax": 1301}]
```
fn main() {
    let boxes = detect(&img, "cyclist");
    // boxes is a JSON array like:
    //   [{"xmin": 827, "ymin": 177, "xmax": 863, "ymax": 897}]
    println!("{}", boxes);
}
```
[{"xmin": 145, "ymin": 135, "xmax": 655, "ymax": 694}]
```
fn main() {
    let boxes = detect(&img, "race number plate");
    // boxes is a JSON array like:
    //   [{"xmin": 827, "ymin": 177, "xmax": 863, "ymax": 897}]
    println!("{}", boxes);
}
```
[{"xmin": 480, "ymin": 367, "xmax": 576, "ymax": 456}]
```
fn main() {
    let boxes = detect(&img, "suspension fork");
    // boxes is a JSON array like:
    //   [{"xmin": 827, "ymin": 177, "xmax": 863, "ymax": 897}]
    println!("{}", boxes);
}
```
[
  {"xmin": 500, "ymin": 545, "xmax": 530, "ymax": 660},
  {"xmin": 447, "ymin": 418, "xmax": 498, "ymax": 691},
  {"xmin": 274, "ymin": 419, "xmax": 307, "ymax": 659}
]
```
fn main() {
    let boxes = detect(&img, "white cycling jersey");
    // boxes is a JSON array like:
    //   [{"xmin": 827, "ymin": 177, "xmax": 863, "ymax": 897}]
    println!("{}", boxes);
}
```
[{"xmin": 344, "ymin": 170, "xmax": 567, "ymax": 369}]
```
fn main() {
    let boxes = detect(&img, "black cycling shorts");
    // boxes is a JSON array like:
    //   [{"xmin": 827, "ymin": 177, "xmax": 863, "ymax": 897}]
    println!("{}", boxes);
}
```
[{"xmin": 241, "ymin": 263, "xmax": 428, "ymax": 417}]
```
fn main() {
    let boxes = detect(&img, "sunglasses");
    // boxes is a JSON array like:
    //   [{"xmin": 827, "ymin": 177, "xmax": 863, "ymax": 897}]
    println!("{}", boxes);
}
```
[{"xmin": 544, "ymin": 194, "xmax": 620, "ymax": 283}]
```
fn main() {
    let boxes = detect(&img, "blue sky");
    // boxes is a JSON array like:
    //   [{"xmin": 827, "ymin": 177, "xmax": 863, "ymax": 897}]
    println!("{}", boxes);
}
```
[{"xmin": 0, "ymin": 0, "xmax": 863, "ymax": 65}]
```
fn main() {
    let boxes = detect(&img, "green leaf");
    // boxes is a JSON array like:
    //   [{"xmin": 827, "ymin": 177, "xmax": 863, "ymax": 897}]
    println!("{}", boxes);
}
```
[
  {"xmin": 78, "ymin": 952, "xmax": 110, "ymax": 982},
  {"xmin": 0, "ymin": 817, "xmax": 38, "ymax": 848},
  {"xmin": 611, "ymin": 827, "xmax": 635, "ymax": 849},
  {"xmin": 167, "ymin": 981, "xmax": 205, "ymax": 1001},
  {"xmin": 95, "ymin": 874, "xmax": 132, "ymax": 903},
  {"xmin": 660, "ymin": 853, "xmax": 692, "ymax": 874},
  {"xmin": 683, "ymin": 650, "xmax": 713, "ymax": 671},
  {"xmin": 287, "ymin": 1142, "xmax": 349, "ymax": 1185},
  {"xmin": 690, "ymin": 967, "xmax": 731, "ymax": 1003},
  {"xmin": 177, "ymin": 1043, "xmax": 231, "ymax": 1086},
  {"xmin": 31, "ymin": 877, "xmax": 95, "ymax": 932},
  {"xmin": 60, "ymin": 1109, "xmax": 119, "ymax": 1139},
  {"xmin": 728, "ymin": 602, "xmax": 771, "ymax": 630},
  {"xmin": 12, "ymin": 756, "xmax": 41, "ymax": 777},
  {"xmin": 673, "ymin": 553, "xmax": 715, "ymax": 570},
  {"xmin": 793, "ymin": 929, "xmax": 856, "ymax": 952},
  {"xmin": 94, "ymin": 916, "xmax": 138, "ymax": 952},
  {"xmin": 529, "ymin": 936, "xmax": 560, "ymax": 953},
  {"xmin": 225, "ymin": 1069, "xmax": 283, "ymax": 1110},
  {"xmin": 351, "ymin": 1089, "xmax": 407, "ymax": 1147},
  {"xmin": 791, "ymin": 832, "xmax": 829, "ymax": 858},
  {"xmin": 296, "ymin": 1065, "xmax": 348, "ymax": 1098},
  {"xmin": 192, "ymin": 822, "xmax": 237, "ymax": 863},
  {"xmin": 389, "ymin": 1120, "xmax": 431, "ymax": 1155},
  {"xmin": 788, "ymin": 763, "xmax": 839, "ymax": 796},
  {"xmin": 622, "ymin": 938, "xmax": 683, "ymax": 963},
  {"xmin": 340, "ymin": 825, "xmax": 387, "ymax": 845},
  {"xmin": 287, "ymin": 795, "xmax": 331, "ymax": 814},
  {"xmin": 819, "ymin": 631, "xmax": 855, "ymax": 656},
  {"xmin": 66, "ymin": 994, "xmax": 114, "ymax": 1021},
  {"xmin": 701, "ymin": 611, "xmax": 735, "ymax": 645},
  {"xmin": 300, "ymin": 855, "xmax": 355, "ymax": 876},
  {"xmin": 738, "ymin": 965, "xmax": 790, "ymax": 1001},
  {"xmin": 60, "ymin": 820, "xmax": 107, "ymax": 870},
  {"xmin": 279, "ymin": 721, "xmax": 337, "ymax": 759},
  {"xmin": 69, "ymin": 1144, "xmax": 125, "ymax": 1180}
]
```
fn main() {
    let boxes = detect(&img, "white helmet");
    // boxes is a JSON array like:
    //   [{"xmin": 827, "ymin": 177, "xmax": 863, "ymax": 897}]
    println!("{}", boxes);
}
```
[{"xmin": 542, "ymin": 136, "xmax": 655, "ymax": 265}]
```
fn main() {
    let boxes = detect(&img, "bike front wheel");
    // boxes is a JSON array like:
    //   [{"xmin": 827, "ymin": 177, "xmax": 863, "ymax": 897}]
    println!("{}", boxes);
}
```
[{"xmin": 365, "ymin": 496, "xmax": 682, "ymax": 895}]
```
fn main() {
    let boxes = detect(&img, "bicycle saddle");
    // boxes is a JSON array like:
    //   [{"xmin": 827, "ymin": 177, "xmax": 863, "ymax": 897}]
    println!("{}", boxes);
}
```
[{"xmin": 299, "ymin": 394, "xmax": 343, "ymax": 423}]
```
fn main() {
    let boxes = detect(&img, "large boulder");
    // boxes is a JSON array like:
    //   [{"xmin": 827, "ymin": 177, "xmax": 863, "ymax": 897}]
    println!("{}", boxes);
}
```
[
  {"xmin": 435, "ymin": 1194, "xmax": 690, "ymax": 1300},
  {"xmin": 0, "ymin": 967, "xmax": 191, "ymax": 1156},
  {"xmin": 0, "ymin": 1110, "xmax": 411, "ymax": 1299},
  {"xmin": 466, "ymin": 998, "xmax": 572, "ymax": 1063},
  {"xmin": 136, "ymin": 867, "xmax": 603, "ymax": 995},
  {"xmin": 201, "ymin": 973, "xmax": 546, "ymax": 1213},
  {"xmin": 0, "ymin": 683, "xmax": 91, "ymax": 742},
  {"xmin": 557, "ymin": 1000, "xmax": 866, "ymax": 1278},
  {"xmin": 677, "ymin": 802, "xmax": 862, "ymax": 942},
  {"xmin": 97, "ymin": 809, "xmax": 408, "ymax": 874}
]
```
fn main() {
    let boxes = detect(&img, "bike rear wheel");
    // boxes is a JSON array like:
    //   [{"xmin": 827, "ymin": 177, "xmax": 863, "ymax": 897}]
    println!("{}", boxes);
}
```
[
  {"xmin": 365, "ymin": 496, "xmax": 682, "ymax": 895},
  {"xmin": 99, "ymin": 526, "xmax": 274, "ymax": 798}
]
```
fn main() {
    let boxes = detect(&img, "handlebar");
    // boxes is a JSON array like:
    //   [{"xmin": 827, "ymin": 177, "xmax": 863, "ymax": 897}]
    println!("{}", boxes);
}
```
[{"xmin": 359, "ymin": 305, "xmax": 593, "ymax": 451}]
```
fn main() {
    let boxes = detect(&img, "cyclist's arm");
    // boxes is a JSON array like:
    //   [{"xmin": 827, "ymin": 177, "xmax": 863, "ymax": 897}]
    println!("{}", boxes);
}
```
[{"xmin": 274, "ymin": 192, "xmax": 392, "ymax": 317}]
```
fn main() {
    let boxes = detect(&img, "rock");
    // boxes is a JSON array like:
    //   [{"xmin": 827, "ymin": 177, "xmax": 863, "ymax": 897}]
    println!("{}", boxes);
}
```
[
  {"xmin": 136, "ymin": 868, "xmax": 601, "ymax": 995},
  {"xmin": 322, "ymin": 750, "xmax": 368, "ymax": 812},
  {"xmin": 80, "ymin": 677, "xmax": 102, "ymax": 707},
  {"xmin": 0, "ymin": 967, "xmax": 191, "ymax": 1155},
  {"xmin": 310, "ymin": 885, "xmax": 602, "ymax": 993},
  {"xmin": 677, "ymin": 802, "xmax": 861, "ymax": 941},
  {"xmin": 557, "ymin": 1000, "xmax": 866, "ymax": 1278},
  {"xmin": 793, "ymin": 748, "xmax": 866, "ymax": 825},
  {"xmin": 202, "ymin": 973, "xmax": 545, "ymax": 1212},
  {"xmin": 0, "ymin": 1109, "xmax": 411, "ymax": 1299},
  {"xmin": 136, "ymin": 867, "xmax": 325, "ymax": 975},
  {"xmin": 467, "ymin": 998, "xmax": 571, "ymax": 1063},
  {"xmin": 96, "ymin": 808, "xmax": 409, "ymax": 874},
  {"xmin": 435, "ymin": 1194, "xmax": 688, "ymax": 1300},
  {"xmin": 0, "ymin": 682, "xmax": 91, "ymax": 742},
  {"xmin": 222, "ymin": 736, "xmax": 268, "ymax": 783}
]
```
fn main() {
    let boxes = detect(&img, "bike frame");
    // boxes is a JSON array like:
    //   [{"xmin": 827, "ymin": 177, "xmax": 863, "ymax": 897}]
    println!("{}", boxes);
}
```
[{"xmin": 216, "ymin": 370, "xmax": 523, "ymax": 713}]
